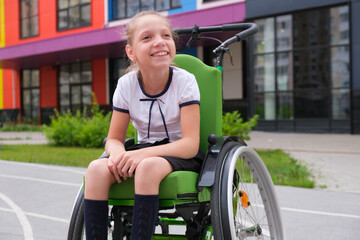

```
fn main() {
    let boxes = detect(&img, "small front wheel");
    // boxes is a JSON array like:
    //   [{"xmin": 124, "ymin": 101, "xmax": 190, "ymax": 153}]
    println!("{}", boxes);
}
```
[{"xmin": 211, "ymin": 141, "xmax": 285, "ymax": 239}]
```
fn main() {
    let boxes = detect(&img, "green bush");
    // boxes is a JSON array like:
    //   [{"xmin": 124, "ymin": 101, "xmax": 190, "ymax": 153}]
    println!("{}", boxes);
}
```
[
  {"xmin": 126, "ymin": 121, "xmax": 135, "ymax": 139},
  {"xmin": 43, "ymin": 100, "xmax": 137, "ymax": 148},
  {"xmin": 75, "ymin": 109, "xmax": 112, "ymax": 148},
  {"xmin": 43, "ymin": 101, "xmax": 112, "ymax": 148},
  {"xmin": 222, "ymin": 111, "xmax": 259, "ymax": 140}
]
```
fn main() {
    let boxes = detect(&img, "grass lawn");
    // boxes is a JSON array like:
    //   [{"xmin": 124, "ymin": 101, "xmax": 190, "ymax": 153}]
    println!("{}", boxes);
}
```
[
  {"xmin": 257, "ymin": 149, "xmax": 314, "ymax": 188},
  {"xmin": 0, "ymin": 144, "xmax": 315, "ymax": 188},
  {"xmin": 0, "ymin": 144, "xmax": 103, "ymax": 167}
]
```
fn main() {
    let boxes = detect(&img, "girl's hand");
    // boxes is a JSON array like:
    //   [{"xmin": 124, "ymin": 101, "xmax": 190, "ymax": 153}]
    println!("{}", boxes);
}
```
[
  {"xmin": 107, "ymin": 152, "xmax": 123, "ymax": 183},
  {"xmin": 114, "ymin": 150, "xmax": 145, "ymax": 180}
]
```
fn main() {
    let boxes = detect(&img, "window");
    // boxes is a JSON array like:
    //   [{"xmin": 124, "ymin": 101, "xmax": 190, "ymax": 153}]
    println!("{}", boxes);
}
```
[
  {"xmin": 59, "ymin": 62, "xmax": 92, "ymax": 114},
  {"xmin": 254, "ymin": 17, "xmax": 276, "ymax": 120},
  {"xmin": 251, "ymin": 5, "xmax": 350, "ymax": 128},
  {"xmin": 21, "ymin": 69, "xmax": 39, "ymax": 123},
  {"xmin": 110, "ymin": 0, "xmax": 181, "ymax": 20},
  {"xmin": 20, "ymin": 0, "xmax": 38, "ymax": 38},
  {"xmin": 57, "ymin": 0, "xmax": 91, "ymax": 31},
  {"xmin": 277, "ymin": 52, "xmax": 293, "ymax": 91}
]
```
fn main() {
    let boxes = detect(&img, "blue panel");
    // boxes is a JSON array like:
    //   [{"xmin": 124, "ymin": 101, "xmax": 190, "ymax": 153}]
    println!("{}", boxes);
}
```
[
  {"xmin": 108, "ymin": 0, "xmax": 113, "ymax": 21},
  {"xmin": 169, "ymin": 0, "xmax": 196, "ymax": 15},
  {"xmin": 179, "ymin": 48, "xmax": 197, "ymax": 58}
]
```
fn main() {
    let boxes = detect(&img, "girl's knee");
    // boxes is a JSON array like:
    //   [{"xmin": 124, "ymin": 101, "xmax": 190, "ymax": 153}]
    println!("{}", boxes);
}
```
[
  {"xmin": 86, "ymin": 159, "xmax": 103, "ymax": 176},
  {"xmin": 135, "ymin": 158, "xmax": 172, "ymax": 186},
  {"xmin": 85, "ymin": 159, "xmax": 114, "ymax": 183}
]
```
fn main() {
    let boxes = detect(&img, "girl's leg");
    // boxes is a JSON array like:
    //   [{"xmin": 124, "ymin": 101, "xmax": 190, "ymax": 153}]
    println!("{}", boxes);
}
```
[
  {"xmin": 84, "ymin": 159, "xmax": 116, "ymax": 240},
  {"xmin": 131, "ymin": 157, "xmax": 173, "ymax": 240},
  {"xmin": 85, "ymin": 158, "xmax": 116, "ymax": 200}
]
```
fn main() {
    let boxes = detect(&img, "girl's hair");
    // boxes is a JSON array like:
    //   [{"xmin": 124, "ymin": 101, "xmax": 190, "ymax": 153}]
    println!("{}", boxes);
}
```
[{"xmin": 125, "ymin": 10, "xmax": 178, "ymax": 73}]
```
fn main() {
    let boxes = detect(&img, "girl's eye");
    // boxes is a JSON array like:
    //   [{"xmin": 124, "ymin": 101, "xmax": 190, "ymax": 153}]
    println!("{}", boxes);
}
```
[{"xmin": 142, "ymin": 36, "xmax": 151, "ymax": 40}]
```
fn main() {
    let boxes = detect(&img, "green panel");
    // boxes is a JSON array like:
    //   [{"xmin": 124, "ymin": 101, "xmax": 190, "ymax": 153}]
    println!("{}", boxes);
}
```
[
  {"xmin": 159, "ymin": 218, "xmax": 187, "ymax": 226},
  {"xmin": 108, "ymin": 171, "xmax": 199, "ymax": 200},
  {"xmin": 174, "ymin": 54, "xmax": 223, "ymax": 153},
  {"xmin": 197, "ymin": 187, "xmax": 211, "ymax": 202}
]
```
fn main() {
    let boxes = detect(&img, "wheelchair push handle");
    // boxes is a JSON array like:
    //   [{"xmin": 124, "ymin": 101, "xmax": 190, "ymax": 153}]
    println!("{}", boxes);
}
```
[
  {"xmin": 174, "ymin": 23, "xmax": 258, "ymax": 68},
  {"xmin": 213, "ymin": 23, "xmax": 259, "ymax": 53},
  {"xmin": 174, "ymin": 22, "xmax": 258, "ymax": 37}
]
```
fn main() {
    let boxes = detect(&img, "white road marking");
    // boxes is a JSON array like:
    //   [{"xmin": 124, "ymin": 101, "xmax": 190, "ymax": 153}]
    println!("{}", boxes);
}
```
[
  {"xmin": 0, "ymin": 207, "xmax": 69, "ymax": 223},
  {"xmin": 0, "ymin": 159, "xmax": 86, "ymax": 175},
  {"xmin": 0, "ymin": 173, "xmax": 81, "ymax": 187},
  {"xmin": 0, "ymin": 193, "xmax": 34, "ymax": 240},
  {"xmin": 254, "ymin": 203, "xmax": 360, "ymax": 219},
  {"xmin": 281, "ymin": 206, "xmax": 360, "ymax": 219}
]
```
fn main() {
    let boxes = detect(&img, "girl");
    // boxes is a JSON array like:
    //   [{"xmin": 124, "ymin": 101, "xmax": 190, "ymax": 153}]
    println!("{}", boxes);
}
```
[{"xmin": 84, "ymin": 11, "xmax": 203, "ymax": 240}]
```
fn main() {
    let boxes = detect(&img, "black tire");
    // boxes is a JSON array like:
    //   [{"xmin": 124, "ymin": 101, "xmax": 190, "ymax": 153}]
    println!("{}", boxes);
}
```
[
  {"xmin": 67, "ymin": 185, "xmax": 85, "ymax": 240},
  {"xmin": 211, "ymin": 141, "xmax": 285, "ymax": 239}
]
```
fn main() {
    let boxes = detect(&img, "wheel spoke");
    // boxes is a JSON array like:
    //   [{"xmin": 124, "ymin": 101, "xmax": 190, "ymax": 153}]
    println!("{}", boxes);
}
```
[{"xmin": 233, "ymin": 155, "xmax": 272, "ymax": 239}]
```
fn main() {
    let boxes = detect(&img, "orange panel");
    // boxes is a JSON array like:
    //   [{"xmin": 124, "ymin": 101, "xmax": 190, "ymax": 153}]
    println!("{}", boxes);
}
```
[
  {"xmin": 40, "ymin": 66, "xmax": 57, "ymax": 108},
  {"xmin": 92, "ymin": 59, "xmax": 107, "ymax": 105},
  {"xmin": 4, "ymin": 0, "xmax": 19, "ymax": 46},
  {"xmin": 39, "ymin": 0, "xmax": 57, "ymax": 38},
  {"xmin": 2, "ymin": 68, "xmax": 20, "ymax": 109}
]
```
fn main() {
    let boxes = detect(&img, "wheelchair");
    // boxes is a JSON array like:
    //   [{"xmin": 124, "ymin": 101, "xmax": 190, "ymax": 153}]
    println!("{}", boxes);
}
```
[{"xmin": 67, "ymin": 23, "xmax": 285, "ymax": 240}]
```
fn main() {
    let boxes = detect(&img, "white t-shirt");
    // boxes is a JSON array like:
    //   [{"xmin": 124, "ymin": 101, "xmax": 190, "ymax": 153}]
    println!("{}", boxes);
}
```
[{"xmin": 113, "ymin": 67, "xmax": 200, "ymax": 144}]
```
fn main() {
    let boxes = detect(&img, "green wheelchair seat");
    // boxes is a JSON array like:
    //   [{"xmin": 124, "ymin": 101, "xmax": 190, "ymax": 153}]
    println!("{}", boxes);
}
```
[{"xmin": 108, "ymin": 54, "xmax": 222, "ymax": 205}]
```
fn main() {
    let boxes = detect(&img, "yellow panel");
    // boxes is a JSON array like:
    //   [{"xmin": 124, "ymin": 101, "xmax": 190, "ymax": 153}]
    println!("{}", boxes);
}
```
[
  {"xmin": 0, "ymin": 0, "xmax": 5, "ymax": 47},
  {"xmin": 0, "ymin": 0, "xmax": 4, "ymax": 108}
]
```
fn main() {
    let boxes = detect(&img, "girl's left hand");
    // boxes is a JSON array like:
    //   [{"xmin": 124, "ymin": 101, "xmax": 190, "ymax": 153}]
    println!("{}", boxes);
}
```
[{"xmin": 114, "ymin": 150, "xmax": 145, "ymax": 180}]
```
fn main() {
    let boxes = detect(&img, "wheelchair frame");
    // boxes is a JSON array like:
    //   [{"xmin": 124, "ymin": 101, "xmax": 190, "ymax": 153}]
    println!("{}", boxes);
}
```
[{"xmin": 67, "ymin": 23, "xmax": 285, "ymax": 240}]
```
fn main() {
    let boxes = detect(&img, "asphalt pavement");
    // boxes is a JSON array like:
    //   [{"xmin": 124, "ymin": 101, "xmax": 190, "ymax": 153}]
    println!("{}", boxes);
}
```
[
  {"xmin": 0, "ymin": 130, "xmax": 360, "ymax": 239},
  {"xmin": 0, "ymin": 160, "xmax": 359, "ymax": 240}
]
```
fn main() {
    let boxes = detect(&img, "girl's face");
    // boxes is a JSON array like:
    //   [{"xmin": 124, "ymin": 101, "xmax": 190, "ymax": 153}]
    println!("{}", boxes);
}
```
[{"xmin": 126, "ymin": 15, "xmax": 176, "ymax": 72}]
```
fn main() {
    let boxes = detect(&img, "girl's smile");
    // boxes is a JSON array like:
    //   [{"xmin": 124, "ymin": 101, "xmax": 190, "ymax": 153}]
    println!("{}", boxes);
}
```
[{"xmin": 151, "ymin": 51, "xmax": 169, "ymax": 57}]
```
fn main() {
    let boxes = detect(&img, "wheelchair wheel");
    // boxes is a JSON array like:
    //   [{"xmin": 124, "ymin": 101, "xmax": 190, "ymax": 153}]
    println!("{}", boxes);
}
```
[
  {"xmin": 211, "ymin": 140, "xmax": 285, "ymax": 240},
  {"xmin": 67, "ymin": 186, "xmax": 127, "ymax": 240},
  {"xmin": 68, "ymin": 185, "xmax": 85, "ymax": 240}
]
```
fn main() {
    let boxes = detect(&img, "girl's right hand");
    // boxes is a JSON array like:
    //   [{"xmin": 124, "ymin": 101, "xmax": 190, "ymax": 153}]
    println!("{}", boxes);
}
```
[{"xmin": 107, "ymin": 152, "xmax": 124, "ymax": 183}]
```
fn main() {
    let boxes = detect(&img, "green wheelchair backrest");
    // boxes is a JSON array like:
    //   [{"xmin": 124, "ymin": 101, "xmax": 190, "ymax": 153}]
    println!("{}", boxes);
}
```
[{"xmin": 174, "ymin": 54, "xmax": 223, "ymax": 153}]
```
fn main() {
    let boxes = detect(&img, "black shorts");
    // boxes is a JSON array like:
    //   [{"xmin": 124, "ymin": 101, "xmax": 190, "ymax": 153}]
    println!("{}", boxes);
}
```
[{"xmin": 126, "ymin": 138, "xmax": 204, "ymax": 173}]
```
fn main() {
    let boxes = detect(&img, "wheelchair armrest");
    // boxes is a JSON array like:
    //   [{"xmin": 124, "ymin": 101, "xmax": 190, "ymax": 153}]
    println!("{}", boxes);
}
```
[
  {"xmin": 196, "ymin": 135, "xmax": 247, "ymax": 191},
  {"xmin": 196, "ymin": 135, "xmax": 225, "ymax": 191}
]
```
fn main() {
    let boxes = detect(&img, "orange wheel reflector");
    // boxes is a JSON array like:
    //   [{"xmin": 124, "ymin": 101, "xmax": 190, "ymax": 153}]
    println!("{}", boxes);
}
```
[{"xmin": 238, "ymin": 190, "xmax": 250, "ymax": 208}]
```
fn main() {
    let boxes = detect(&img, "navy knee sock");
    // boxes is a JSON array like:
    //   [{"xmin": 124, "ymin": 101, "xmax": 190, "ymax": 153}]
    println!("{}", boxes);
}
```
[
  {"xmin": 131, "ymin": 194, "xmax": 159, "ymax": 240},
  {"xmin": 84, "ymin": 199, "xmax": 108, "ymax": 240}
]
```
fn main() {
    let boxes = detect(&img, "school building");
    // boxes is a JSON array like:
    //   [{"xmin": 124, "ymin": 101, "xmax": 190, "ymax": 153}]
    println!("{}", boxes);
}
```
[{"xmin": 0, "ymin": 0, "xmax": 359, "ymax": 134}]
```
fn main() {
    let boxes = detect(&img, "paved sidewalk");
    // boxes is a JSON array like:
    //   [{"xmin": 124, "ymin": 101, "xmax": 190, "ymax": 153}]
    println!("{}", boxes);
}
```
[
  {"xmin": 0, "ymin": 131, "xmax": 48, "ymax": 145},
  {"xmin": 247, "ymin": 131, "xmax": 360, "ymax": 193}
]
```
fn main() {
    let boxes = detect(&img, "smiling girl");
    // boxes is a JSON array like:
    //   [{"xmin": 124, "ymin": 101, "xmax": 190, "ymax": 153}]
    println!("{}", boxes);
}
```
[{"xmin": 83, "ymin": 11, "xmax": 203, "ymax": 240}]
